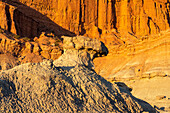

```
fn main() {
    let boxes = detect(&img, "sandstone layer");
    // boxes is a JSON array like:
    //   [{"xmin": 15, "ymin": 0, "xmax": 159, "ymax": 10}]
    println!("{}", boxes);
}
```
[
  {"xmin": 94, "ymin": 29, "xmax": 170, "ymax": 80},
  {"xmin": 94, "ymin": 29, "xmax": 170, "ymax": 112},
  {"xmin": 0, "ymin": 0, "xmax": 75, "ymax": 39},
  {"xmin": 0, "ymin": 0, "xmax": 169, "ymax": 112},
  {"xmin": 0, "ymin": 0, "xmax": 170, "ymax": 39}
]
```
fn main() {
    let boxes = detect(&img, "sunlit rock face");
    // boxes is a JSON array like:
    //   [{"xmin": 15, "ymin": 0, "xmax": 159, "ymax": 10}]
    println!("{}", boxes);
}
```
[{"xmin": 0, "ymin": 0, "xmax": 169, "ymax": 38}]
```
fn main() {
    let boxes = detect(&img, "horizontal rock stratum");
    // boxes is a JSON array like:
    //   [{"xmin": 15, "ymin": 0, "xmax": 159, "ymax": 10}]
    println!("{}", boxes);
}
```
[
  {"xmin": 93, "ymin": 29, "xmax": 170, "ymax": 112},
  {"xmin": 0, "ymin": 0, "xmax": 169, "ymax": 112},
  {"xmin": 94, "ymin": 29, "xmax": 170, "ymax": 80},
  {"xmin": 0, "ymin": 0, "xmax": 169, "ymax": 38}
]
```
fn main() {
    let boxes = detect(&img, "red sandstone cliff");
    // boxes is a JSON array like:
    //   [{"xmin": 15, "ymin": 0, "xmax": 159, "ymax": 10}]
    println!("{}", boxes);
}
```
[
  {"xmin": 0, "ymin": 0, "xmax": 169, "ymax": 39},
  {"xmin": 0, "ymin": 0, "xmax": 75, "ymax": 39}
]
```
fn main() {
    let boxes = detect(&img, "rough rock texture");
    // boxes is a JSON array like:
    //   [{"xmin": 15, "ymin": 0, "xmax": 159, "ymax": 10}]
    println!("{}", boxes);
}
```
[
  {"xmin": 0, "ymin": 0, "xmax": 169, "ymax": 38},
  {"xmin": 0, "ymin": 54, "xmax": 18, "ymax": 71},
  {"xmin": 54, "ymin": 36, "xmax": 108, "ymax": 70},
  {"xmin": 0, "ymin": 60, "xmax": 156, "ymax": 112},
  {"xmin": 0, "ymin": 34, "xmax": 21, "ymax": 56},
  {"xmin": 0, "ymin": 0, "xmax": 169, "ymax": 112},
  {"xmin": 0, "ymin": 0, "xmax": 75, "ymax": 39},
  {"xmin": 0, "ymin": 30, "xmax": 62, "ymax": 70}
]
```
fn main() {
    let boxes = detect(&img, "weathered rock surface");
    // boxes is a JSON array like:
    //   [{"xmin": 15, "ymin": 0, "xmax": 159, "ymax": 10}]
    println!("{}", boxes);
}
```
[
  {"xmin": 94, "ymin": 30, "xmax": 170, "ymax": 80},
  {"xmin": 0, "ymin": 30, "xmax": 62, "ymax": 70},
  {"xmin": 0, "ymin": 60, "xmax": 156, "ymax": 112},
  {"xmin": 0, "ymin": 0, "xmax": 169, "ymax": 38},
  {"xmin": 0, "ymin": 53, "xmax": 18, "ymax": 71},
  {"xmin": 94, "ymin": 29, "xmax": 170, "ymax": 112},
  {"xmin": 0, "ymin": 0, "xmax": 169, "ymax": 112},
  {"xmin": 0, "ymin": 0, "xmax": 75, "ymax": 39},
  {"xmin": 54, "ymin": 36, "xmax": 108, "ymax": 70}
]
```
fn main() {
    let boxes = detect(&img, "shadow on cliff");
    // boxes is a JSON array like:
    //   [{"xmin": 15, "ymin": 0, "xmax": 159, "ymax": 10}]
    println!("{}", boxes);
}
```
[{"xmin": 3, "ymin": 0, "xmax": 76, "ymax": 39}]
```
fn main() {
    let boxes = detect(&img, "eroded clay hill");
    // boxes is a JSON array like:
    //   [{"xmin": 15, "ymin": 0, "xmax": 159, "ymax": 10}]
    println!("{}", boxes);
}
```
[
  {"xmin": 0, "ymin": 59, "xmax": 156, "ymax": 112},
  {"xmin": 0, "ymin": 0, "xmax": 170, "ymax": 38},
  {"xmin": 0, "ymin": 34, "xmax": 157, "ymax": 112},
  {"xmin": 0, "ymin": 0, "xmax": 169, "ymax": 112}
]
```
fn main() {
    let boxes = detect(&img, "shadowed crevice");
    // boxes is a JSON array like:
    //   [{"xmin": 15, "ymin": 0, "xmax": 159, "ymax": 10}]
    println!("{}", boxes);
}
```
[
  {"xmin": 5, "ymin": 5, "xmax": 12, "ymax": 32},
  {"xmin": 2, "ymin": 0, "xmax": 76, "ymax": 39}
]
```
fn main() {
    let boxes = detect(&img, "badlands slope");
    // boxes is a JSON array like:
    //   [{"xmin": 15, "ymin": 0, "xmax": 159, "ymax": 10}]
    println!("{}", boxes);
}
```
[
  {"xmin": 94, "ymin": 29, "xmax": 170, "ymax": 112},
  {"xmin": 0, "ymin": 0, "xmax": 169, "ymax": 112},
  {"xmin": 0, "ymin": 36, "xmax": 156, "ymax": 112}
]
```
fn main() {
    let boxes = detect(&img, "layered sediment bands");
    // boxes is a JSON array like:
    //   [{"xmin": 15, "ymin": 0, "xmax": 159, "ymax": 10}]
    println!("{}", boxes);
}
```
[{"xmin": 93, "ymin": 30, "xmax": 170, "ymax": 80}]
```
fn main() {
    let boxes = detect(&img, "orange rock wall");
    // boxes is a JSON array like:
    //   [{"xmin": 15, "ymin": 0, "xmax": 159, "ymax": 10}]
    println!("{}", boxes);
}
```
[
  {"xmin": 0, "ymin": 0, "xmax": 170, "ymax": 38},
  {"xmin": 0, "ymin": 1, "xmax": 75, "ymax": 39},
  {"xmin": 116, "ymin": 0, "xmax": 170, "ymax": 36},
  {"xmin": 18, "ymin": 0, "xmax": 116, "ymax": 36}
]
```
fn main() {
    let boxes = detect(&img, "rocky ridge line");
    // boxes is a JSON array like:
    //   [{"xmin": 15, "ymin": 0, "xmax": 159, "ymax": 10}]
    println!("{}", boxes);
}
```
[{"xmin": 0, "ymin": 35, "xmax": 156, "ymax": 112}]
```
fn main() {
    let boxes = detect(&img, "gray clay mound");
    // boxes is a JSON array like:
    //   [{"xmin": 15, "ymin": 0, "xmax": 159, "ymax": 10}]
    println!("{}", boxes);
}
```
[{"xmin": 0, "ymin": 60, "xmax": 156, "ymax": 113}]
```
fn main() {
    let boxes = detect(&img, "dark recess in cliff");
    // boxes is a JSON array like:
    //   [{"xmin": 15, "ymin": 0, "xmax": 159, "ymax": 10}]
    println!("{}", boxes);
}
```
[
  {"xmin": 5, "ymin": 5, "xmax": 12, "ymax": 32},
  {"xmin": 3, "ymin": 0, "xmax": 76, "ymax": 39}
]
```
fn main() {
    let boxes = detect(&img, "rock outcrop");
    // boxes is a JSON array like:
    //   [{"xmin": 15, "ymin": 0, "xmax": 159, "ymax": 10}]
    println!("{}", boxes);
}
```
[
  {"xmin": 0, "ymin": 30, "xmax": 63, "ymax": 70},
  {"xmin": 0, "ymin": 60, "xmax": 156, "ymax": 112},
  {"xmin": 0, "ymin": 53, "xmax": 18, "ymax": 70},
  {"xmin": 0, "ymin": 0, "xmax": 75, "ymax": 39},
  {"xmin": 0, "ymin": 0, "xmax": 169, "ymax": 112},
  {"xmin": 54, "ymin": 36, "xmax": 108, "ymax": 70},
  {"xmin": 0, "ymin": 0, "xmax": 169, "ymax": 38}
]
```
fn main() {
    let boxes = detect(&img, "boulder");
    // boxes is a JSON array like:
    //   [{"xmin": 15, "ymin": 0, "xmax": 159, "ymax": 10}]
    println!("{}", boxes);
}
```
[{"xmin": 54, "ymin": 36, "xmax": 108, "ymax": 70}]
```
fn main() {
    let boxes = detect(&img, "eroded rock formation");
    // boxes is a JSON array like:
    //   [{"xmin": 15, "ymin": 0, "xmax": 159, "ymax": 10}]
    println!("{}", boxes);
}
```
[
  {"xmin": 0, "ymin": 0, "xmax": 75, "ymax": 39},
  {"xmin": 93, "ymin": 29, "xmax": 170, "ymax": 112},
  {"xmin": 0, "ymin": 59, "xmax": 156, "ymax": 112},
  {"xmin": 54, "ymin": 36, "xmax": 108, "ymax": 70},
  {"xmin": 0, "ymin": 30, "xmax": 62, "ymax": 70},
  {"xmin": 94, "ymin": 30, "xmax": 170, "ymax": 80},
  {"xmin": 0, "ymin": 0, "xmax": 169, "ymax": 38}
]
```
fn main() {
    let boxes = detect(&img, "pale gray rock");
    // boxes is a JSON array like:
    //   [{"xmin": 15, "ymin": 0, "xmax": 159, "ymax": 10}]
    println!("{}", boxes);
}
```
[
  {"xmin": 54, "ymin": 49, "xmax": 94, "ymax": 70},
  {"xmin": 54, "ymin": 36, "xmax": 108, "ymax": 70},
  {"xmin": 62, "ymin": 36, "xmax": 108, "ymax": 58},
  {"xmin": 0, "ymin": 60, "xmax": 156, "ymax": 112}
]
